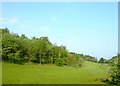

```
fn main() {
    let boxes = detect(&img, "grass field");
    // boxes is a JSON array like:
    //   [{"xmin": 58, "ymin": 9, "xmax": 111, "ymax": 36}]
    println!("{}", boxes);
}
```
[{"xmin": 2, "ymin": 61, "xmax": 110, "ymax": 84}]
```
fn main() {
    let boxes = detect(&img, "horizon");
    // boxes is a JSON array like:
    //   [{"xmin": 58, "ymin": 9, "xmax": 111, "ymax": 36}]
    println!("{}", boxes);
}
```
[{"xmin": 0, "ymin": 2, "xmax": 118, "ymax": 59}]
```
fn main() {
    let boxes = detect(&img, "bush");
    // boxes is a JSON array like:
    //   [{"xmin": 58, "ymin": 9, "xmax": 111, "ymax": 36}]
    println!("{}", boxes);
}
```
[
  {"xmin": 8, "ymin": 53, "xmax": 14, "ymax": 63},
  {"xmin": 31, "ymin": 57, "xmax": 38, "ymax": 63},
  {"xmin": 23, "ymin": 56, "xmax": 29, "ymax": 62},
  {"xmin": 7, "ymin": 52, "xmax": 24, "ymax": 64},
  {"xmin": 55, "ymin": 58, "xmax": 64, "ymax": 66},
  {"xmin": 16, "ymin": 58, "xmax": 24, "ymax": 64},
  {"xmin": 109, "ymin": 56, "xmax": 120, "ymax": 85}
]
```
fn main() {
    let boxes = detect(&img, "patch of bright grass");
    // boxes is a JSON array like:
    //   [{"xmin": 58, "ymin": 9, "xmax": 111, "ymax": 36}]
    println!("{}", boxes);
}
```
[{"xmin": 2, "ymin": 61, "xmax": 110, "ymax": 84}]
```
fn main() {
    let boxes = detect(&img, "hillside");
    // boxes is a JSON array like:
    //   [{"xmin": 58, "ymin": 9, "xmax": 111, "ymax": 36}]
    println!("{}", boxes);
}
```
[{"xmin": 2, "ymin": 61, "xmax": 110, "ymax": 84}]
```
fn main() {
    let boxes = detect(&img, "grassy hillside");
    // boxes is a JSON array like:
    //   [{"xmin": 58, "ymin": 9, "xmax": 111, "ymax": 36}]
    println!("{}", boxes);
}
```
[{"xmin": 2, "ymin": 61, "xmax": 110, "ymax": 84}]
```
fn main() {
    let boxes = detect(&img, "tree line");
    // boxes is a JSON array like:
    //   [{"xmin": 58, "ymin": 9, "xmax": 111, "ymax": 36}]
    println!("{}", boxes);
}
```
[{"xmin": 1, "ymin": 28, "xmax": 98, "ymax": 66}]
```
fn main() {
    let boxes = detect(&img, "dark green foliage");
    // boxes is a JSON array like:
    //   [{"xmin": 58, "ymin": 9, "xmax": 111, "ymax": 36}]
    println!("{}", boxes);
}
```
[
  {"xmin": 55, "ymin": 58, "xmax": 64, "ymax": 66},
  {"xmin": 65, "ymin": 53, "xmax": 85, "ymax": 67},
  {"xmin": 1, "ymin": 31, "xmax": 25, "ymax": 64},
  {"xmin": 85, "ymin": 55, "xmax": 98, "ymax": 63},
  {"xmin": 109, "ymin": 54, "xmax": 120, "ymax": 85},
  {"xmin": 7, "ymin": 51, "xmax": 24, "ymax": 64},
  {"xmin": 65, "ymin": 55, "xmax": 77, "ymax": 66},
  {"xmin": 99, "ymin": 58, "xmax": 105, "ymax": 63},
  {"xmin": 1, "ymin": 28, "xmax": 98, "ymax": 66}
]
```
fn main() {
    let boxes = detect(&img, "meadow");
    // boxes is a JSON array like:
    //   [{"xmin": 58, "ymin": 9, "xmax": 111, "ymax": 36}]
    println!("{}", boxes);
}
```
[{"xmin": 2, "ymin": 61, "xmax": 110, "ymax": 84}]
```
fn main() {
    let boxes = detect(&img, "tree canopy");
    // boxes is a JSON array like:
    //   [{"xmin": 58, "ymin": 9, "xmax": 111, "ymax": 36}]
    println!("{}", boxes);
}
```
[{"xmin": 1, "ymin": 28, "xmax": 98, "ymax": 67}]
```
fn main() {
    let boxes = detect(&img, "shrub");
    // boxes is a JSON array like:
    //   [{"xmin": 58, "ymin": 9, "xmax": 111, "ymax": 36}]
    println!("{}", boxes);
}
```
[
  {"xmin": 7, "ymin": 52, "xmax": 24, "ymax": 64},
  {"xmin": 55, "ymin": 58, "xmax": 64, "ymax": 66},
  {"xmin": 23, "ymin": 56, "xmax": 29, "ymax": 62},
  {"xmin": 31, "ymin": 57, "xmax": 38, "ymax": 63}
]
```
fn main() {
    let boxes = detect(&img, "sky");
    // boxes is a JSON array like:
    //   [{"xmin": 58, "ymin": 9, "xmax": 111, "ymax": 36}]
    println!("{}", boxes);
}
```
[{"xmin": 0, "ymin": 2, "xmax": 118, "ymax": 59}]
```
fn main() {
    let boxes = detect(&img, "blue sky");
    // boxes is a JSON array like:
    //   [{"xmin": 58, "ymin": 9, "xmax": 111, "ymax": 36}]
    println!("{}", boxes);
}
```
[{"xmin": 0, "ymin": 2, "xmax": 118, "ymax": 59}]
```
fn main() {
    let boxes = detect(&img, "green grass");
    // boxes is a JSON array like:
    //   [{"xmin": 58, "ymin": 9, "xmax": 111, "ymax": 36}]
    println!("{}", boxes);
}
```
[{"xmin": 2, "ymin": 61, "xmax": 110, "ymax": 84}]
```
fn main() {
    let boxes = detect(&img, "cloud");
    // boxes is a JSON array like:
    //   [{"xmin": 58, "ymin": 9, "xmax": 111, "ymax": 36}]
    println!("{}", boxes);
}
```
[
  {"xmin": 9, "ymin": 16, "xmax": 18, "ymax": 24},
  {"xmin": 0, "ymin": 16, "xmax": 18, "ymax": 25},
  {"xmin": 51, "ymin": 17, "xmax": 57, "ymax": 22}
]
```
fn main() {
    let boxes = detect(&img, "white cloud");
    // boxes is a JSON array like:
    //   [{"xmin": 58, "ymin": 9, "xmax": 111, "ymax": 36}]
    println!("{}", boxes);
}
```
[
  {"xmin": 51, "ymin": 17, "xmax": 57, "ymax": 22},
  {"xmin": 9, "ymin": 16, "xmax": 18, "ymax": 24},
  {"xmin": 0, "ymin": 16, "xmax": 18, "ymax": 25}
]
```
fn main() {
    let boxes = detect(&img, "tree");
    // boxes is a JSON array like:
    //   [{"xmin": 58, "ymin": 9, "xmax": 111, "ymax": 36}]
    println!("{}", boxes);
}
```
[
  {"xmin": 109, "ymin": 54, "xmax": 120, "ymax": 85},
  {"xmin": 1, "ymin": 28, "xmax": 10, "ymax": 34},
  {"xmin": 98, "ymin": 58, "xmax": 105, "ymax": 63}
]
